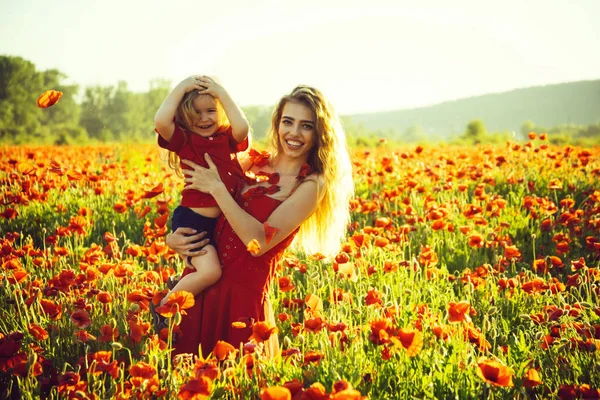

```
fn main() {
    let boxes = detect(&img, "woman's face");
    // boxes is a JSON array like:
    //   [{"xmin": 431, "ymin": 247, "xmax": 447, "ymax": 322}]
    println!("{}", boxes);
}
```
[
  {"xmin": 189, "ymin": 94, "xmax": 222, "ymax": 137},
  {"xmin": 277, "ymin": 101, "xmax": 316, "ymax": 160}
]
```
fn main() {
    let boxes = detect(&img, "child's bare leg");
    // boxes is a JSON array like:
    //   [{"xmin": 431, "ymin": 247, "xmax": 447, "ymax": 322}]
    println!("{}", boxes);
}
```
[{"xmin": 160, "ymin": 245, "xmax": 221, "ymax": 305}]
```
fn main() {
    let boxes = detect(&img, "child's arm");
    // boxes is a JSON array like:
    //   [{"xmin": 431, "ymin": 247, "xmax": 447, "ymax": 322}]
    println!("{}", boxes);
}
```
[
  {"xmin": 197, "ymin": 76, "xmax": 249, "ymax": 143},
  {"xmin": 154, "ymin": 76, "xmax": 205, "ymax": 142}
]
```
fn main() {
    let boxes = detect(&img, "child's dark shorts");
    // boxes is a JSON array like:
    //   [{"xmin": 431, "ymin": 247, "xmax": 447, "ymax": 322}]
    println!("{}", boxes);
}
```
[{"xmin": 171, "ymin": 206, "xmax": 218, "ymax": 259}]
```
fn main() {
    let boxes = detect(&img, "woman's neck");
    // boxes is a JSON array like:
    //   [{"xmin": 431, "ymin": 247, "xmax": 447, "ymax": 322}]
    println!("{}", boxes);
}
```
[{"xmin": 270, "ymin": 153, "xmax": 308, "ymax": 176}]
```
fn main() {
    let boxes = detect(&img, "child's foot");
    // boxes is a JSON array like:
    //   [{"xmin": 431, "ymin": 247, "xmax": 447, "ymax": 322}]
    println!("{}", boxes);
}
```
[
  {"xmin": 149, "ymin": 301, "xmax": 168, "ymax": 334},
  {"xmin": 167, "ymin": 275, "xmax": 181, "ymax": 290}
]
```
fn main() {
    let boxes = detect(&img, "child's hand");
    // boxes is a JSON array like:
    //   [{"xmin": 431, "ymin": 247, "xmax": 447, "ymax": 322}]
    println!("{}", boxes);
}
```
[
  {"xmin": 179, "ymin": 75, "xmax": 209, "ymax": 94},
  {"xmin": 196, "ymin": 76, "xmax": 226, "ymax": 99}
]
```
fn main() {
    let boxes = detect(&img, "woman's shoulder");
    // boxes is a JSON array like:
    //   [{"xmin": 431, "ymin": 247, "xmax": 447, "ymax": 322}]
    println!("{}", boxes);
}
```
[
  {"xmin": 298, "ymin": 173, "xmax": 326, "ymax": 201},
  {"xmin": 303, "ymin": 172, "xmax": 325, "ymax": 187}
]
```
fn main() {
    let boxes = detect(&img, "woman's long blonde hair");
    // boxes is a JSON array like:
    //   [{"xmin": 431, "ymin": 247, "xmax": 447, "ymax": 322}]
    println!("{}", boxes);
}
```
[
  {"xmin": 268, "ymin": 85, "xmax": 354, "ymax": 258},
  {"xmin": 167, "ymin": 91, "xmax": 229, "ymax": 176}
]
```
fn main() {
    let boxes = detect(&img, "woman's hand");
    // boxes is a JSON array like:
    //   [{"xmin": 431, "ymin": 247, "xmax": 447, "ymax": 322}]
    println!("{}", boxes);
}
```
[
  {"xmin": 182, "ymin": 155, "xmax": 224, "ymax": 194},
  {"xmin": 166, "ymin": 227, "xmax": 209, "ymax": 258}
]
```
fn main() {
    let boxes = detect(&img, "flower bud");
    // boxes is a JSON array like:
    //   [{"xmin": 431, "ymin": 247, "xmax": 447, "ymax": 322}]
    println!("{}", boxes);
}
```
[{"xmin": 111, "ymin": 342, "xmax": 123, "ymax": 350}]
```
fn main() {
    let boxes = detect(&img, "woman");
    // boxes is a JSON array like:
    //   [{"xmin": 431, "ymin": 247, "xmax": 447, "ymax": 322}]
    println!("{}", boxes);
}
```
[{"xmin": 165, "ymin": 85, "xmax": 353, "ymax": 357}]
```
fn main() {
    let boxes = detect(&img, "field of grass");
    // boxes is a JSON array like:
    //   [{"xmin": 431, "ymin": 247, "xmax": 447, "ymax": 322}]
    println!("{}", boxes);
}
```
[{"xmin": 1, "ymin": 136, "xmax": 599, "ymax": 399}]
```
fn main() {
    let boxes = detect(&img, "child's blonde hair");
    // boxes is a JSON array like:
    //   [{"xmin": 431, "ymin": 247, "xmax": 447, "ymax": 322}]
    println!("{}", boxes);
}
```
[
  {"xmin": 268, "ymin": 85, "xmax": 354, "ymax": 257},
  {"xmin": 167, "ymin": 91, "xmax": 229, "ymax": 176}
]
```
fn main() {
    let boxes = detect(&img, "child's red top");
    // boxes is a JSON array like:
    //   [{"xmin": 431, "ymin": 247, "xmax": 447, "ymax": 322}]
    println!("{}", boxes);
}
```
[{"xmin": 158, "ymin": 122, "xmax": 248, "ymax": 208}]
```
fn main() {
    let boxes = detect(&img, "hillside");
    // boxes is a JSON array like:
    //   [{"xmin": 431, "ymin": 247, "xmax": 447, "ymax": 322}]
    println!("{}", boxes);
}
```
[{"xmin": 347, "ymin": 80, "xmax": 600, "ymax": 138}]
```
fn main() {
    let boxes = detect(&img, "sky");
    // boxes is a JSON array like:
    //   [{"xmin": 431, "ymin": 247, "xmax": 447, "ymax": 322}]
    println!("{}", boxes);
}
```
[{"xmin": 1, "ymin": 0, "xmax": 599, "ymax": 115}]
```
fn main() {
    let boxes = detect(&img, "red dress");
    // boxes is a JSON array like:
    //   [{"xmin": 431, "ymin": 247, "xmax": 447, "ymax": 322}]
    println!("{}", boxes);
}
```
[{"xmin": 173, "ymin": 186, "xmax": 298, "ymax": 357}]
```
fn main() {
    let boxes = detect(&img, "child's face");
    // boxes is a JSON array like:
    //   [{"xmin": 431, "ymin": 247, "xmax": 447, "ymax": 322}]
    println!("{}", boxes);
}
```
[{"xmin": 189, "ymin": 94, "xmax": 223, "ymax": 137}]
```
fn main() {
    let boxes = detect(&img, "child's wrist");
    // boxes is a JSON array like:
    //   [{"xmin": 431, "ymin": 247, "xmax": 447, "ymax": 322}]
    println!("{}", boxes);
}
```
[{"xmin": 213, "ymin": 87, "xmax": 228, "ymax": 99}]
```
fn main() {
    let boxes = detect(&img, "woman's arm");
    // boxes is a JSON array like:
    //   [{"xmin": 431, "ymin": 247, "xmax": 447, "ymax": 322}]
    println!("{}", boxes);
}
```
[
  {"xmin": 154, "ymin": 76, "xmax": 205, "ymax": 142},
  {"xmin": 182, "ymin": 156, "xmax": 323, "ymax": 256},
  {"xmin": 197, "ymin": 76, "xmax": 249, "ymax": 143}
]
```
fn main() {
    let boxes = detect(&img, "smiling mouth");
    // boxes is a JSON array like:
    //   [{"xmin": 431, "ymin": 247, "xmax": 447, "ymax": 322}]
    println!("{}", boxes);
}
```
[
  {"xmin": 286, "ymin": 139, "xmax": 304, "ymax": 149},
  {"xmin": 197, "ymin": 124, "xmax": 213, "ymax": 130}
]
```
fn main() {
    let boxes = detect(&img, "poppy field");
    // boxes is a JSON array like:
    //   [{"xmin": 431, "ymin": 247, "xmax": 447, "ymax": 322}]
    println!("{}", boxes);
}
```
[{"xmin": 1, "ymin": 136, "xmax": 599, "ymax": 399}]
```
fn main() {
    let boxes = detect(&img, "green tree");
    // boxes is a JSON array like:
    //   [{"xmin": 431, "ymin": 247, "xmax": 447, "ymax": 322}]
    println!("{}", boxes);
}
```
[
  {"xmin": 520, "ymin": 120, "xmax": 536, "ymax": 139},
  {"xmin": 243, "ymin": 105, "xmax": 273, "ymax": 141},
  {"xmin": 80, "ymin": 85, "xmax": 115, "ymax": 140},
  {"xmin": 0, "ymin": 55, "xmax": 83, "ymax": 144},
  {"xmin": 80, "ymin": 79, "xmax": 172, "ymax": 143},
  {"xmin": 0, "ymin": 55, "xmax": 43, "ymax": 142},
  {"xmin": 401, "ymin": 125, "xmax": 427, "ymax": 143},
  {"xmin": 463, "ymin": 120, "xmax": 487, "ymax": 144}
]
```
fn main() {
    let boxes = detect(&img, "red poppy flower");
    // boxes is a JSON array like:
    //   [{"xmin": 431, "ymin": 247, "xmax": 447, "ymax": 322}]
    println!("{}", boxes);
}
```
[
  {"xmin": 304, "ymin": 317, "xmax": 324, "ymax": 334},
  {"xmin": 129, "ymin": 361, "xmax": 156, "ymax": 380},
  {"xmin": 155, "ymin": 291, "xmax": 195, "ymax": 318},
  {"xmin": 335, "ymin": 252, "xmax": 350, "ymax": 264},
  {"xmin": 278, "ymin": 276, "xmax": 296, "ymax": 292},
  {"xmin": 365, "ymin": 288, "xmax": 383, "ymax": 307},
  {"xmin": 248, "ymin": 148, "xmax": 271, "ymax": 167},
  {"xmin": 468, "ymin": 233, "xmax": 484, "ymax": 248},
  {"xmin": 476, "ymin": 358, "xmax": 513, "ymax": 387},
  {"xmin": 27, "ymin": 323, "xmax": 48, "ymax": 341},
  {"xmin": 522, "ymin": 368, "xmax": 543, "ymax": 387},
  {"xmin": 68, "ymin": 215, "xmax": 89, "ymax": 236},
  {"xmin": 394, "ymin": 327, "xmax": 423, "ymax": 357},
  {"xmin": 296, "ymin": 163, "xmax": 312, "ymax": 181},
  {"xmin": 303, "ymin": 351, "xmax": 325, "ymax": 365},
  {"xmin": 141, "ymin": 183, "xmax": 164, "ymax": 199},
  {"xmin": 213, "ymin": 340, "xmax": 236, "ymax": 361},
  {"xmin": 96, "ymin": 291, "xmax": 113, "ymax": 304},
  {"xmin": 74, "ymin": 330, "xmax": 96, "ymax": 342},
  {"xmin": 137, "ymin": 205, "xmax": 152, "ymax": 219},
  {"xmin": 264, "ymin": 222, "xmax": 279, "ymax": 244},
  {"xmin": 57, "ymin": 371, "xmax": 81, "ymax": 394},
  {"xmin": 154, "ymin": 212, "xmax": 169, "ymax": 229},
  {"xmin": 374, "ymin": 217, "xmax": 392, "ymax": 228},
  {"xmin": 532, "ymin": 259, "xmax": 548, "ymax": 274},
  {"xmin": 40, "ymin": 299, "xmax": 62, "ymax": 320},
  {"xmin": 247, "ymin": 239, "xmax": 261, "ymax": 255},
  {"xmin": 249, "ymin": 321, "xmax": 277, "ymax": 343},
  {"xmin": 374, "ymin": 237, "xmax": 390, "ymax": 248},
  {"xmin": 192, "ymin": 358, "xmax": 220, "ymax": 380},
  {"xmin": 129, "ymin": 320, "xmax": 150, "ymax": 343},
  {"xmin": 260, "ymin": 386, "xmax": 292, "ymax": 400},
  {"xmin": 503, "ymin": 245, "xmax": 522, "ymax": 260},
  {"xmin": 37, "ymin": 90, "xmax": 63, "ymax": 108},
  {"xmin": 178, "ymin": 376, "xmax": 213, "ymax": 399},
  {"xmin": 113, "ymin": 203, "xmax": 127, "ymax": 213},
  {"xmin": 369, "ymin": 318, "xmax": 393, "ymax": 345},
  {"xmin": 98, "ymin": 324, "xmax": 119, "ymax": 343},
  {"xmin": 448, "ymin": 301, "xmax": 470, "ymax": 323},
  {"xmin": 7, "ymin": 269, "xmax": 27, "ymax": 284},
  {"xmin": 522, "ymin": 278, "xmax": 548, "ymax": 294},
  {"xmin": 351, "ymin": 233, "xmax": 367, "ymax": 247},
  {"xmin": 570, "ymin": 257, "xmax": 586, "ymax": 271},
  {"xmin": 304, "ymin": 293, "xmax": 323, "ymax": 317}
]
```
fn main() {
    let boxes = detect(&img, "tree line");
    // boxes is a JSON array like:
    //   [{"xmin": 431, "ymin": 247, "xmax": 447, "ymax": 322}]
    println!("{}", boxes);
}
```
[
  {"xmin": 0, "ymin": 55, "xmax": 277, "ymax": 145},
  {"xmin": 1, "ymin": 55, "xmax": 598, "ymax": 146}
]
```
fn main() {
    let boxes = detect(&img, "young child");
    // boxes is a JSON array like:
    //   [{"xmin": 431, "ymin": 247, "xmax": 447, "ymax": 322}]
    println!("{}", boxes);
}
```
[{"xmin": 153, "ymin": 75, "xmax": 249, "ymax": 326}]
